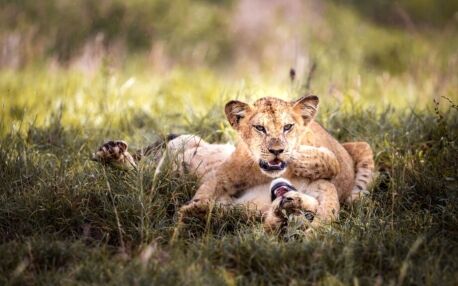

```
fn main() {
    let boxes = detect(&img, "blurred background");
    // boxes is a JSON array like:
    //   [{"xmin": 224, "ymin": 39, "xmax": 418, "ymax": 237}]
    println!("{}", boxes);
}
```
[{"xmin": 0, "ymin": 0, "xmax": 457, "ymax": 134}]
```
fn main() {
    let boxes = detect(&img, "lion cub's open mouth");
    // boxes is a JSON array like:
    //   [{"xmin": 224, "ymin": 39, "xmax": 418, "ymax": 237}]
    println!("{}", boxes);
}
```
[
  {"xmin": 259, "ymin": 158, "xmax": 287, "ymax": 172},
  {"xmin": 270, "ymin": 178, "xmax": 296, "ymax": 201}
]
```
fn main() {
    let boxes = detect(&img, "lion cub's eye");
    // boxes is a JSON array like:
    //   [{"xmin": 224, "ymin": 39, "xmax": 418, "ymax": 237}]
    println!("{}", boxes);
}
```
[
  {"xmin": 283, "ymin": 124, "xmax": 294, "ymax": 132},
  {"xmin": 253, "ymin": 125, "xmax": 267, "ymax": 133}
]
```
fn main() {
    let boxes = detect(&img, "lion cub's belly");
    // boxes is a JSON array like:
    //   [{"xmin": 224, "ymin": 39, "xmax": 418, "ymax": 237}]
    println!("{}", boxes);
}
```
[{"xmin": 233, "ymin": 183, "xmax": 272, "ymax": 212}]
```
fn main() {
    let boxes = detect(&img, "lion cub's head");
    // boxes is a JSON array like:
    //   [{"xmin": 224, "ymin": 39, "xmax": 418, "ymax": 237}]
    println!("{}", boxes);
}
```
[{"xmin": 225, "ymin": 96, "xmax": 319, "ymax": 177}]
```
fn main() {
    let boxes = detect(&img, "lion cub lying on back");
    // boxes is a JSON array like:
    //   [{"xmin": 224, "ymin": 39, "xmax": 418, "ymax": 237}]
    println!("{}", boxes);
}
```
[{"xmin": 93, "ymin": 96, "xmax": 374, "ymax": 230}]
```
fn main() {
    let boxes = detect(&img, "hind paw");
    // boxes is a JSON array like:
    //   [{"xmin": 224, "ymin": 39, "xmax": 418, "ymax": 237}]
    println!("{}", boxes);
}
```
[
  {"xmin": 92, "ymin": 140, "xmax": 137, "ymax": 170},
  {"xmin": 178, "ymin": 198, "xmax": 214, "ymax": 222}
]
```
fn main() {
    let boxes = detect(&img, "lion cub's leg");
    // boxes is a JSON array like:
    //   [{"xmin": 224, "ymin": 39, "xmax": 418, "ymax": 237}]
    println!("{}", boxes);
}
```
[
  {"xmin": 92, "ymin": 134, "xmax": 224, "ymax": 172},
  {"xmin": 306, "ymin": 179, "xmax": 340, "ymax": 225},
  {"xmin": 92, "ymin": 135, "xmax": 167, "ymax": 170},
  {"xmin": 92, "ymin": 140, "xmax": 137, "ymax": 170},
  {"xmin": 289, "ymin": 145, "xmax": 340, "ymax": 181},
  {"xmin": 342, "ymin": 142, "xmax": 375, "ymax": 203},
  {"xmin": 168, "ymin": 135, "xmax": 239, "ymax": 218}
]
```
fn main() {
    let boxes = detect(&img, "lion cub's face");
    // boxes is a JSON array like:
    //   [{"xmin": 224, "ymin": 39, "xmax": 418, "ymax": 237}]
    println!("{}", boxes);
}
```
[{"xmin": 225, "ymin": 96, "xmax": 319, "ymax": 177}]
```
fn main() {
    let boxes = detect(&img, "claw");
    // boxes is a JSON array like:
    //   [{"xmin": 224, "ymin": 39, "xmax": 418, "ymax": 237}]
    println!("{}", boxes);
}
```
[{"xmin": 91, "ymin": 140, "xmax": 136, "ymax": 170}]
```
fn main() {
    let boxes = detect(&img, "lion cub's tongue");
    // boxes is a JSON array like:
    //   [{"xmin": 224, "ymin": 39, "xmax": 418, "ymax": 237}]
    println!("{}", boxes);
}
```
[
  {"xmin": 269, "ymin": 158, "xmax": 282, "ymax": 166},
  {"xmin": 275, "ymin": 187, "xmax": 288, "ymax": 198}
]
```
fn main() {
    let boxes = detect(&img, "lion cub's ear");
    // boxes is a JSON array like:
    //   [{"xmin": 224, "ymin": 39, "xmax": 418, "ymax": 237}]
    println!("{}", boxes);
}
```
[
  {"xmin": 225, "ymin": 100, "xmax": 251, "ymax": 129},
  {"xmin": 292, "ymin": 95, "xmax": 319, "ymax": 124}
]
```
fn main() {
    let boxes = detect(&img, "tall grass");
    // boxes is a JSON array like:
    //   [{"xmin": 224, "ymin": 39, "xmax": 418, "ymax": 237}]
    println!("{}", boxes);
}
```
[{"xmin": 0, "ymin": 96, "xmax": 457, "ymax": 284}]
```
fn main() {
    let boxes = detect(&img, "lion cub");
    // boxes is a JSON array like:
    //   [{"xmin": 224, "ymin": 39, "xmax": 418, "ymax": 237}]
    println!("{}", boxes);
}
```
[
  {"xmin": 180, "ymin": 96, "xmax": 339, "ymax": 210},
  {"xmin": 178, "ymin": 96, "xmax": 374, "ymax": 224}
]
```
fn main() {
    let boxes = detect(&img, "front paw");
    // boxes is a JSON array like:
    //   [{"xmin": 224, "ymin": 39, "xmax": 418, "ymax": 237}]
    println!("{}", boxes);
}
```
[
  {"xmin": 290, "ymin": 147, "xmax": 340, "ymax": 180},
  {"xmin": 290, "ymin": 166, "xmax": 325, "ymax": 181},
  {"xmin": 179, "ymin": 198, "xmax": 212, "ymax": 219},
  {"xmin": 92, "ymin": 140, "xmax": 136, "ymax": 170}
]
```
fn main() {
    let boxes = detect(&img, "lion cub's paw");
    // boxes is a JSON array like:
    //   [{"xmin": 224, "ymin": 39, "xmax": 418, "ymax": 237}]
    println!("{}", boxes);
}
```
[
  {"xmin": 266, "ymin": 179, "xmax": 319, "ymax": 232},
  {"xmin": 278, "ymin": 192, "xmax": 318, "ymax": 218},
  {"xmin": 92, "ymin": 140, "xmax": 137, "ymax": 170},
  {"xmin": 179, "ymin": 198, "xmax": 212, "ymax": 220}
]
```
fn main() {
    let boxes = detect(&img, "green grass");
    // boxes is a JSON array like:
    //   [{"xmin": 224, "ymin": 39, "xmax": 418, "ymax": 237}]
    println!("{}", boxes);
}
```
[
  {"xmin": 1, "ymin": 1, "xmax": 458, "ymax": 285},
  {"xmin": 1, "ymin": 89, "xmax": 457, "ymax": 284}
]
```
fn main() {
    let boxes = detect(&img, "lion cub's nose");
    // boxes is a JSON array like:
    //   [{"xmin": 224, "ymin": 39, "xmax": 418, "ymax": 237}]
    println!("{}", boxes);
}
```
[{"xmin": 268, "ymin": 148, "xmax": 284, "ymax": 156}]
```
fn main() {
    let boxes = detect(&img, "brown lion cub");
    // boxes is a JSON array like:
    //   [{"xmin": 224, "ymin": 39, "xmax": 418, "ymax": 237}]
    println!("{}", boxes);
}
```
[
  {"xmin": 93, "ymin": 96, "xmax": 374, "ymax": 229},
  {"xmin": 180, "ymin": 96, "xmax": 374, "ymax": 223}
]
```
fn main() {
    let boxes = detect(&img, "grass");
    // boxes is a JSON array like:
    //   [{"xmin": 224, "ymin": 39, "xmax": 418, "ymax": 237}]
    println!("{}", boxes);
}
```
[
  {"xmin": 1, "ymin": 1, "xmax": 457, "ymax": 285},
  {"xmin": 0, "ymin": 89, "xmax": 457, "ymax": 284}
]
